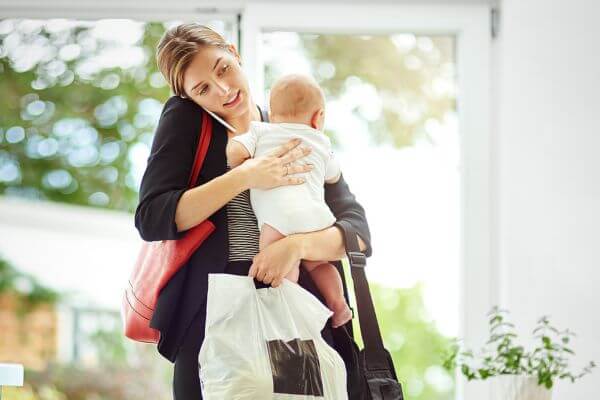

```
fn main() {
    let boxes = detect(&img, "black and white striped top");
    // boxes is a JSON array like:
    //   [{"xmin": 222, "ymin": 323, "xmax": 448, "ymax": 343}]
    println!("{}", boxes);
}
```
[
  {"xmin": 225, "ymin": 105, "xmax": 267, "ymax": 262},
  {"xmin": 226, "ymin": 164, "xmax": 261, "ymax": 262}
]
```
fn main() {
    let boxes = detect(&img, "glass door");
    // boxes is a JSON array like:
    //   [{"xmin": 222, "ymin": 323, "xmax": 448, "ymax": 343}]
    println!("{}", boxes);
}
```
[
  {"xmin": 260, "ymin": 29, "xmax": 459, "ymax": 400},
  {"xmin": 242, "ymin": 5, "xmax": 492, "ymax": 399}
]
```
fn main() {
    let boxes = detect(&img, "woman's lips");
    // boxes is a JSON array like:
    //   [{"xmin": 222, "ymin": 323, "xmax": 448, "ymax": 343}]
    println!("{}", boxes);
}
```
[{"xmin": 223, "ymin": 90, "xmax": 241, "ymax": 108}]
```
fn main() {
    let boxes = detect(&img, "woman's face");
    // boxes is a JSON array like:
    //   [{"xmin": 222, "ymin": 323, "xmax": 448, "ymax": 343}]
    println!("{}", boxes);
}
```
[{"xmin": 182, "ymin": 44, "xmax": 251, "ymax": 121}]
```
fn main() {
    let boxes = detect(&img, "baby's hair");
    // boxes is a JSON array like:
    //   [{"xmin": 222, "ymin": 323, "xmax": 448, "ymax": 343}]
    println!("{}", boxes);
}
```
[{"xmin": 269, "ymin": 74, "xmax": 325, "ymax": 119}]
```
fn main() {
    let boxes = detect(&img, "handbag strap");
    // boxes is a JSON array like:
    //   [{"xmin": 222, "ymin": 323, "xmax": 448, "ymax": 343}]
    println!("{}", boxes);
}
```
[
  {"xmin": 187, "ymin": 110, "xmax": 213, "ymax": 188},
  {"xmin": 336, "ymin": 220, "xmax": 390, "ymax": 371}
]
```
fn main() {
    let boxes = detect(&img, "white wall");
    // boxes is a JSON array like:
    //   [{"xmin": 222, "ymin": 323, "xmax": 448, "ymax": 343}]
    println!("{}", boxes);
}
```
[
  {"xmin": 494, "ymin": 0, "xmax": 600, "ymax": 397},
  {"xmin": 0, "ymin": 196, "xmax": 139, "ymax": 310}
]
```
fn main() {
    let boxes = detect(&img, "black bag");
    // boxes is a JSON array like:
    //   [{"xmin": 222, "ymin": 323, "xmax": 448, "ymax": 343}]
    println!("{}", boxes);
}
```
[{"xmin": 331, "ymin": 220, "xmax": 404, "ymax": 400}]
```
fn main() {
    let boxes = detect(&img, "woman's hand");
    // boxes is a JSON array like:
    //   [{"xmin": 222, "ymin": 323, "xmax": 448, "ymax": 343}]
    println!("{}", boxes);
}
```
[
  {"xmin": 248, "ymin": 236, "xmax": 302, "ymax": 287},
  {"xmin": 238, "ymin": 138, "xmax": 314, "ymax": 190}
]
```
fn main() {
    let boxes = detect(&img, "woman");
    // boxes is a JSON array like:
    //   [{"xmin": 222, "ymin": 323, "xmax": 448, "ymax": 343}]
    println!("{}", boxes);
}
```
[{"xmin": 134, "ymin": 23, "xmax": 372, "ymax": 399}]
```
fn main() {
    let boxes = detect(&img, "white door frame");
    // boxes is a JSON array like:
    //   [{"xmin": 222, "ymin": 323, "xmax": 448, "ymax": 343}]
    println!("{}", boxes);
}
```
[{"xmin": 241, "ymin": 4, "xmax": 494, "ymax": 400}]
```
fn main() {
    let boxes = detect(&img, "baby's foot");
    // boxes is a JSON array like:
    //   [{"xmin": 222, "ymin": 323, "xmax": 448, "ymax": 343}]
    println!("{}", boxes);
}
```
[{"xmin": 329, "ymin": 299, "xmax": 353, "ymax": 328}]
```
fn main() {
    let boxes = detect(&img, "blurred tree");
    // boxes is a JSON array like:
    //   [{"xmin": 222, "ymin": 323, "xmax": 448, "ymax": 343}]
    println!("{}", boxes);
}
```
[
  {"xmin": 0, "ymin": 253, "xmax": 60, "ymax": 314},
  {"xmin": 302, "ymin": 34, "xmax": 455, "ymax": 148},
  {"xmin": 264, "ymin": 32, "xmax": 456, "ymax": 149},
  {"xmin": 0, "ymin": 19, "xmax": 170, "ymax": 212}
]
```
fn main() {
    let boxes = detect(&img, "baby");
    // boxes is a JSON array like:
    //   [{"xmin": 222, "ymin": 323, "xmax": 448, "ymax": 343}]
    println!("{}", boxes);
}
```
[{"xmin": 226, "ymin": 74, "xmax": 352, "ymax": 328}]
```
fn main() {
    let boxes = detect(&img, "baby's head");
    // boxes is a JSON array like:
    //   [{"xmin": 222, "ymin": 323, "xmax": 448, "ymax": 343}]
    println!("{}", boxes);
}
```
[{"xmin": 269, "ymin": 74, "xmax": 325, "ymax": 131}]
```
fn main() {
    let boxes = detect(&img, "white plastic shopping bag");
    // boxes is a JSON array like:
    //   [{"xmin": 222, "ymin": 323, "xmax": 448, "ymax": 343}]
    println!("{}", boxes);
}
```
[{"xmin": 199, "ymin": 273, "xmax": 348, "ymax": 400}]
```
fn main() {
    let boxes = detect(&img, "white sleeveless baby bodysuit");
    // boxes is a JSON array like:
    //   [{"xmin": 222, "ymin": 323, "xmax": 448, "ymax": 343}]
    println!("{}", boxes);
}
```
[{"xmin": 230, "ymin": 121, "xmax": 341, "ymax": 236}]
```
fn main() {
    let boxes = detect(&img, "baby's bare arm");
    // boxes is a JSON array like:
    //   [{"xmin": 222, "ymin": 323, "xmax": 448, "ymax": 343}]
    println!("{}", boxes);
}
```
[{"xmin": 226, "ymin": 140, "xmax": 251, "ymax": 168}]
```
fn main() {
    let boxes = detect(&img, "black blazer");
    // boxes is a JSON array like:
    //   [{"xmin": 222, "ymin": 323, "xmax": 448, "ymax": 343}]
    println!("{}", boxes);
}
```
[{"xmin": 134, "ymin": 96, "xmax": 372, "ymax": 362}]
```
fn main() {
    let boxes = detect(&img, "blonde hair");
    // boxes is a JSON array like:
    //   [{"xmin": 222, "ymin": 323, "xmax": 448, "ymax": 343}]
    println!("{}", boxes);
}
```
[
  {"xmin": 156, "ymin": 23, "xmax": 230, "ymax": 97},
  {"xmin": 270, "ymin": 74, "xmax": 325, "ymax": 118}
]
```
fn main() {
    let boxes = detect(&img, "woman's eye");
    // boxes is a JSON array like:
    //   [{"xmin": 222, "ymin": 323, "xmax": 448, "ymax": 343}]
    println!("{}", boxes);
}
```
[
  {"xmin": 199, "ymin": 86, "xmax": 208, "ymax": 95},
  {"xmin": 221, "ymin": 64, "xmax": 229, "ymax": 73}
]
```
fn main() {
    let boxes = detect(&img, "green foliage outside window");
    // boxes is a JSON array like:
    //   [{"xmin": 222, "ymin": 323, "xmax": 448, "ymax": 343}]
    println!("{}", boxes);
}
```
[
  {"xmin": 1, "ymin": 20, "xmax": 170, "ymax": 211},
  {"xmin": 0, "ymin": 254, "xmax": 60, "ymax": 315}
]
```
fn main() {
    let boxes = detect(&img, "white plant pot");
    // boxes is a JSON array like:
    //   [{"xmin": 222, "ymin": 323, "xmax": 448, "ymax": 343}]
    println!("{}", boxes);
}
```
[{"xmin": 491, "ymin": 375, "xmax": 552, "ymax": 400}]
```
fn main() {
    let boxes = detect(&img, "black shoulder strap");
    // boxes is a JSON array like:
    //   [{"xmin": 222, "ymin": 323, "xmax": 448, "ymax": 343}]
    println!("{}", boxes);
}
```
[{"xmin": 336, "ymin": 220, "xmax": 390, "ymax": 370}]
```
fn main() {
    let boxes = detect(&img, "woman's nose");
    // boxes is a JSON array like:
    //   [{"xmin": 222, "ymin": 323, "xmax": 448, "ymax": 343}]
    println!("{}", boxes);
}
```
[{"xmin": 214, "ymin": 80, "xmax": 230, "ymax": 96}]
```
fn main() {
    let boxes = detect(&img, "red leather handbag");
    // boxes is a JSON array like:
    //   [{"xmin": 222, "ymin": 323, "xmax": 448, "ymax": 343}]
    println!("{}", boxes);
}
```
[{"xmin": 121, "ymin": 110, "xmax": 215, "ymax": 343}]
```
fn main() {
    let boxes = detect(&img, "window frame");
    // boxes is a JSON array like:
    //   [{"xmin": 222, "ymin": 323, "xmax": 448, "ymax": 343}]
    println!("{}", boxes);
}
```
[{"xmin": 241, "ymin": 4, "xmax": 494, "ymax": 400}]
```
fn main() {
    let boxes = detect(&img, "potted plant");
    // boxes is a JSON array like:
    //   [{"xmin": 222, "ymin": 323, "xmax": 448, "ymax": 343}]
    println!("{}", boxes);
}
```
[{"xmin": 443, "ymin": 307, "xmax": 595, "ymax": 400}]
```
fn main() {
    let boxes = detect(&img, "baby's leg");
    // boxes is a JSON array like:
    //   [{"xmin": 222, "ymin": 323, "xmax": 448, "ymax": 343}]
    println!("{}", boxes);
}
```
[
  {"xmin": 259, "ymin": 224, "xmax": 300, "ymax": 283},
  {"xmin": 302, "ymin": 260, "xmax": 352, "ymax": 328}
]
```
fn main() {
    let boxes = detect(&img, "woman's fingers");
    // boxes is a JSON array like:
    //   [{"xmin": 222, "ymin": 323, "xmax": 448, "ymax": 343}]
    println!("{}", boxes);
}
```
[
  {"xmin": 285, "ymin": 163, "xmax": 313, "ymax": 175},
  {"xmin": 252, "ymin": 266, "xmax": 275, "ymax": 284},
  {"xmin": 262, "ymin": 271, "xmax": 274, "ymax": 285},
  {"xmin": 256, "ymin": 269, "xmax": 265, "ymax": 282},
  {"xmin": 281, "ymin": 176, "xmax": 306, "ymax": 186},
  {"xmin": 248, "ymin": 255, "xmax": 279, "ymax": 285},
  {"xmin": 276, "ymin": 164, "xmax": 311, "ymax": 186},
  {"xmin": 271, "ymin": 278, "xmax": 283, "ymax": 288},
  {"xmin": 249, "ymin": 255, "xmax": 261, "ymax": 278},
  {"xmin": 280, "ymin": 145, "xmax": 311, "ymax": 165},
  {"xmin": 245, "ymin": 139, "xmax": 312, "ymax": 190},
  {"xmin": 248, "ymin": 262, "xmax": 257, "ymax": 278},
  {"xmin": 270, "ymin": 138, "xmax": 302, "ymax": 158},
  {"xmin": 250, "ymin": 259, "xmax": 272, "ymax": 283}
]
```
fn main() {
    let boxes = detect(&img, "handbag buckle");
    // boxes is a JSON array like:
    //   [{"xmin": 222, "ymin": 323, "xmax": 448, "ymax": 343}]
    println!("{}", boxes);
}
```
[{"xmin": 348, "ymin": 251, "xmax": 366, "ymax": 268}]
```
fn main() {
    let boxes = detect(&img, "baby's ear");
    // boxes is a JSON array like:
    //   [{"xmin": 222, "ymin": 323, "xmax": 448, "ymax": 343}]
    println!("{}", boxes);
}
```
[{"xmin": 310, "ymin": 108, "xmax": 324, "ymax": 129}]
